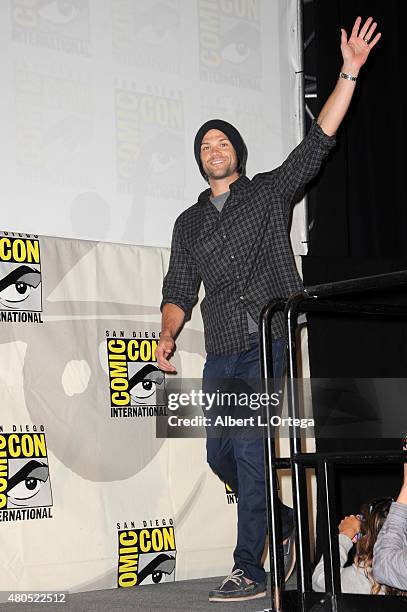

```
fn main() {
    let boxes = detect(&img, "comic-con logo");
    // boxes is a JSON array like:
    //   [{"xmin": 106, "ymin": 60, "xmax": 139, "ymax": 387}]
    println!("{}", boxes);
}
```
[
  {"xmin": 225, "ymin": 482, "xmax": 237, "ymax": 505},
  {"xmin": 0, "ymin": 233, "xmax": 42, "ymax": 323},
  {"xmin": 0, "ymin": 428, "xmax": 53, "ymax": 522},
  {"xmin": 107, "ymin": 335, "xmax": 166, "ymax": 418},
  {"xmin": 198, "ymin": 0, "xmax": 262, "ymax": 90},
  {"xmin": 115, "ymin": 82, "xmax": 184, "ymax": 200},
  {"xmin": 117, "ymin": 519, "xmax": 176, "ymax": 587},
  {"xmin": 14, "ymin": 61, "xmax": 92, "ymax": 188},
  {"xmin": 112, "ymin": 0, "xmax": 181, "ymax": 74},
  {"xmin": 11, "ymin": 0, "xmax": 90, "ymax": 56}
]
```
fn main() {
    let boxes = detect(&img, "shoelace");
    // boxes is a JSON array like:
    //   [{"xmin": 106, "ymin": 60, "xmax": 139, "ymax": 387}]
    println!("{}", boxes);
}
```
[{"xmin": 220, "ymin": 569, "xmax": 245, "ymax": 588}]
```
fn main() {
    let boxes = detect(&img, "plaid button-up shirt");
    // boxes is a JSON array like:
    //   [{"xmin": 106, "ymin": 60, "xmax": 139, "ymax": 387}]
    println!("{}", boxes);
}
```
[{"xmin": 161, "ymin": 121, "xmax": 336, "ymax": 354}]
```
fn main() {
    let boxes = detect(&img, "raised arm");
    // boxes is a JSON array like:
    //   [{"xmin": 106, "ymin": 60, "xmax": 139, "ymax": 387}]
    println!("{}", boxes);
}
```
[
  {"xmin": 318, "ymin": 16, "xmax": 381, "ymax": 136},
  {"xmin": 272, "ymin": 16, "xmax": 381, "ymax": 210},
  {"xmin": 397, "ymin": 456, "xmax": 407, "ymax": 505},
  {"xmin": 373, "ymin": 447, "xmax": 407, "ymax": 590}
]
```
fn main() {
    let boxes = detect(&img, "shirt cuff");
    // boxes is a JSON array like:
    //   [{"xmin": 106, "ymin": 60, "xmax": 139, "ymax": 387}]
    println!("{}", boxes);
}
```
[{"xmin": 160, "ymin": 299, "xmax": 189, "ymax": 314}]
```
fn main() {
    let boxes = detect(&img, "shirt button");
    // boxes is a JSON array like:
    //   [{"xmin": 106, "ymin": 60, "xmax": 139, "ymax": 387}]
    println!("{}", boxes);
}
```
[
  {"xmin": 222, "ymin": 234, "xmax": 226, "ymax": 239},
  {"xmin": 230, "ymin": 255, "xmax": 235, "ymax": 259},
  {"xmin": 239, "ymin": 295, "xmax": 244, "ymax": 301}
]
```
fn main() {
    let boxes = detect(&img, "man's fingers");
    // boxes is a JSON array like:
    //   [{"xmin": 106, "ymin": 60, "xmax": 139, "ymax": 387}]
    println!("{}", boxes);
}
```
[
  {"xmin": 156, "ymin": 342, "xmax": 177, "ymax": 373},
  {"xmin": 365, "ymin": 21, "xmax": 377, "ymax": 42},
  {"xmin": 340, "ymin": 28, "xmax": 347, "ymax": 46},
  {"xmin": 359, "ymin": 16, "xmax": 373, "ymax": 40},
  {"xmin": 369, "ymin": 32, "xmax": 381, "ymax": 49},
  {"xmin": 160, "ymin": 365, "xmax": 177, "ymax": 373},
  {"xmin": 157, "ymin": 357, "xmax": 177, "ymax": 373},
  {"xmin": 351, "ymin": 16, "xmax": 362, "ymax": 38},
  {"xmin": 156, "ymin": 342, "xmax": 174, "ymax": 359},
  {"xmin": 162, "ymin": 364, "xmax": 177, "ymax": 373}
]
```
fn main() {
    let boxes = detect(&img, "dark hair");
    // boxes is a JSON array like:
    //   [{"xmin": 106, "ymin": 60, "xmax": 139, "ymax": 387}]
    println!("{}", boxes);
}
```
[{"xmin": 355, "ymin": 497, "xmax": 406, "ymax": 596}]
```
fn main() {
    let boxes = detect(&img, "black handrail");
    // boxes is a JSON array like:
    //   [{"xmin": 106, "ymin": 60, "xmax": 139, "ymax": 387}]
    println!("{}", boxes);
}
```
[
  {"xmin": 305, "ymin": 268, "xmax": 407, "ymax": 298},
  {"xmin": 259, "ymin": 299, "xmax": 287, "ymax": 612}
]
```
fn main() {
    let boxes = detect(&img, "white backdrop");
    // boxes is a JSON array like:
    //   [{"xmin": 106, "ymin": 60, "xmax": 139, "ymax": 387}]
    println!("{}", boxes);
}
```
[{"xmin": 0, "ymin": 0, "xmax": 307, "ymax": 253}]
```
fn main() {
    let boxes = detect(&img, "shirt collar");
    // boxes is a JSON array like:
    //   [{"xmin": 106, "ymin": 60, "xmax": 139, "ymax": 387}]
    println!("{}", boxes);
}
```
[{"xmin": 197, "ymin": 175, "xmax": 251, "ymax": 206}]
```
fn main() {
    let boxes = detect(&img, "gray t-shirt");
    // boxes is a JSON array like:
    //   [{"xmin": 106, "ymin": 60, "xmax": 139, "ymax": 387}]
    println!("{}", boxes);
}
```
[
  {"xmin": 210, "ymin": 191, "xmax": 229, "ymax": 212},
  {"xmin": 210, "ymin": 191, "xmax": 258, "ymax": 336}
]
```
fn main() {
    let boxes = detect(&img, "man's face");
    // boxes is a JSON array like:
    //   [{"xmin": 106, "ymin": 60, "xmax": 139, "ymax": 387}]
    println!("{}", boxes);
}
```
[{"xmin": 200, "ymin": 129, "xmax": 238, "ymax": 181}]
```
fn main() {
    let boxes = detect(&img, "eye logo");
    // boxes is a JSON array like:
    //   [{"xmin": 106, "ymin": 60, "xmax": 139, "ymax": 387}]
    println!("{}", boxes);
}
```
[
  {"xmin": 117, "ymin": 523, "xmax": 176, "ymax": 587},
  {"xmin": 0, "ymin": 265, "xmax": 41, "ymax": 310},
  {"xmin": 38, "ymin": 1, "xmax": 79, "ymax": 26},
  {"xmin": 221, "ymin": 22, "xmax": 260, "ymax": 66},
  {"xmin": 115, "ymin": 84, "xmax": 185, "ymax": 205},
  {"xmin": 128, "ymin": 363, "xmax": 164, "ymax": 406},
  {"xmin": 0, "ymin": 236, "xmax": 42, "ymax": 316},
  {"xmin": 11, "ymin": 0, "xmax": 90, "ymax": 57},
  {"xmin": 107, "ymin": 336, "xmax": 166, "ymax": 418},
  {"xmin": 0, "ymin": 433, "xmax": 53, "ymax": 516},
  {"xmin": 198, "ymin": 0, "xmax": 262, "ymax": 90},
  {"xmin": 112, "ymin": 1, "xmax": 181, "ymax": 74},
  {"xmin": 7, "ymin": 459, "xmax": 50, "ymax": 508}
]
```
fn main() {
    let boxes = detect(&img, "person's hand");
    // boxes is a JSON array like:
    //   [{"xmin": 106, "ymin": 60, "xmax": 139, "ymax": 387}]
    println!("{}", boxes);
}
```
[
  {"xmin": 340, "ymin": 16, "xmax": 381, "ymax": 76},
  {"xmin": 338, "ymin": 514, "xmax": 362, "ymax": 541},
  {"xmin": 156, "ymin": 334, "xmax": 177, "ymax": 373}
]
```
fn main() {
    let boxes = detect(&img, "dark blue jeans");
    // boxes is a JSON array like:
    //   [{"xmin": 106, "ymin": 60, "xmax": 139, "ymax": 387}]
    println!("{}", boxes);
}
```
[{"xmin": 202, "ymin": 334, "xmax": 293, "ymax": 584}]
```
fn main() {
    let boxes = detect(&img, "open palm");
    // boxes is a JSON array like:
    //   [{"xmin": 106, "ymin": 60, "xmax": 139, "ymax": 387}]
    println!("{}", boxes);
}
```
[{"xmin": 341, "ymin": 16, "xmax": 381, "ymax": 72}]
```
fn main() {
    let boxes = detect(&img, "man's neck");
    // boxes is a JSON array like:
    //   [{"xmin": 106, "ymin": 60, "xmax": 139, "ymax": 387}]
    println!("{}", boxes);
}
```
[{"xmin": 209, "ymin": 172, "xmax": 240, "ymax": 197}]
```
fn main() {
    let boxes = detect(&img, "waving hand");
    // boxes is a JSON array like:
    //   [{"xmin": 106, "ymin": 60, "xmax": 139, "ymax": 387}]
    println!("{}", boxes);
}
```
[{"xmin": 341, "ymin": 16, "xmax": 381, "ymax": 73}]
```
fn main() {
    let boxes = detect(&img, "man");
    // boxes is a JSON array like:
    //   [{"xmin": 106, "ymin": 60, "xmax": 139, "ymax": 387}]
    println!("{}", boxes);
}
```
[{"xmin": 157, "ymin": 16, "xmax": 380, "ymax": 603}]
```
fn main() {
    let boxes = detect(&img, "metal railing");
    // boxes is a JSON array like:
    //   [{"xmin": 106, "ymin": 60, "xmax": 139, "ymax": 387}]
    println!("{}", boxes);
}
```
[{"xmin": 260, "ymin": 270, "xmax": 407, "ymax": 612}]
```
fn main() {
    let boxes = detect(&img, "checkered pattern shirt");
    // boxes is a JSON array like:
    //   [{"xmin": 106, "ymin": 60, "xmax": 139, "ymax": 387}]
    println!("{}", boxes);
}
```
[{"xmin": 161, "ymin": 121, "xmax": 336, "ymax": 354}]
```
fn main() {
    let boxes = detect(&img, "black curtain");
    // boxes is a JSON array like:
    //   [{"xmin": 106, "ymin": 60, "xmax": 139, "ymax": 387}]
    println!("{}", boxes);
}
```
[
  {"xmin": 302, "ymin": 0, "xmax": 407, "ymax": 543},
  {"xmin": 307, "ymin": 0, "xmax": 407, "ymax": 257}
]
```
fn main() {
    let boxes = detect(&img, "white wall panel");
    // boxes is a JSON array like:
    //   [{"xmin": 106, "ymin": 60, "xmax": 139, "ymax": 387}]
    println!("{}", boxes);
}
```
[{"xmin": 0, "ymin": 0, "xmax": 305, "ymax": 253}]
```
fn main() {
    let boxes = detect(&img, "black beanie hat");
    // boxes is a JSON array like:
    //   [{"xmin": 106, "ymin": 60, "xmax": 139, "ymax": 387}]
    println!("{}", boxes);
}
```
[{"xmin": 194, "ymin": 119, "xmax": 247, "ymax": 180}]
